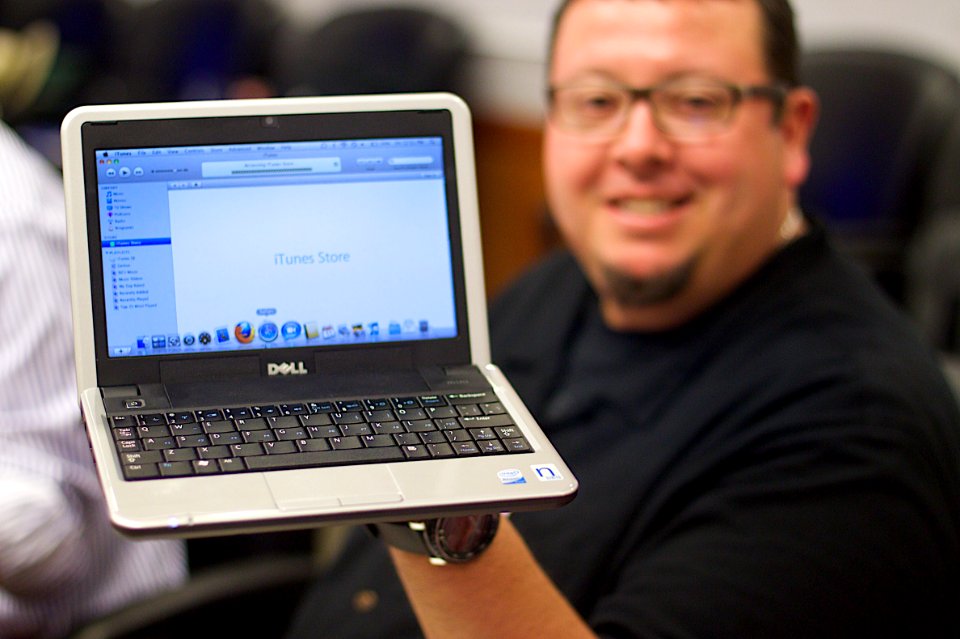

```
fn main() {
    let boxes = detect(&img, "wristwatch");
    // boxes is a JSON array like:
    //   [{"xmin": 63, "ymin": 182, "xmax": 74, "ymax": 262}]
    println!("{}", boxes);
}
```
[{"xmin": 369, "ymin": 514, "xmax": 500, "ymax": 565}]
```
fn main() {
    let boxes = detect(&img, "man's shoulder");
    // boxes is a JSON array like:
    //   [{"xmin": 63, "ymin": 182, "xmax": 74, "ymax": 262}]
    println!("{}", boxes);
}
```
[{"xmin": 489, "ymin": 250, "xmax": 587, "ymax": 354}]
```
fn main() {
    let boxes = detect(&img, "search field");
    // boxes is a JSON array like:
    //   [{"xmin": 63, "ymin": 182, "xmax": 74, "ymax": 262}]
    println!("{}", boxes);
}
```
[{"xmin": 387, "ymin": 156, "xmax": 434, "ymax": 166}]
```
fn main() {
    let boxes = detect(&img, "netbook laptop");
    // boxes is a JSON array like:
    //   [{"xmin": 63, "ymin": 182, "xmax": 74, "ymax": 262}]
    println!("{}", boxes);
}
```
[{"xmin": 60, "ymin": 93, "xmax": 577, "ymax": 538}]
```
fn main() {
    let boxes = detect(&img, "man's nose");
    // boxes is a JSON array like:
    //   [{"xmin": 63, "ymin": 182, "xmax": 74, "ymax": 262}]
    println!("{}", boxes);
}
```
[{"xmin": 610, "ymin": 101, "xmax": 675, "ymax": 169}]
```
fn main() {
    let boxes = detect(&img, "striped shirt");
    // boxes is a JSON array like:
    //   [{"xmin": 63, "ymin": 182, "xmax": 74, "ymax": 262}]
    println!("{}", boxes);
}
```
[{"xmin": 0, "ymin": 121, "xmax": 186, "ymax": 639}]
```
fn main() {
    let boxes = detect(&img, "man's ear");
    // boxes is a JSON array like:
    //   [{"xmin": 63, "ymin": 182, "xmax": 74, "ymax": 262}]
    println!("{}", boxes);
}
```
[{"xmin": 780, "ymin": 87, "xmax": 819, "ymax": 188}]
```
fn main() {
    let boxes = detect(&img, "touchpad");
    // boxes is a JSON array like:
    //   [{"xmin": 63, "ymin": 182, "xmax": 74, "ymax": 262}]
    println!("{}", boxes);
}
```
[{"xmin": 265, "ymin": 466, "xmax": 403, "ymax": 511}]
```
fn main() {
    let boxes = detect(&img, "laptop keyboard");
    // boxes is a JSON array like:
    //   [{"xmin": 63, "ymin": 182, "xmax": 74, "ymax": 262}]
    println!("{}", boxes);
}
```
[{"xmin": 108, "ymin": 391, "xmax": 533, "ymax": 480}]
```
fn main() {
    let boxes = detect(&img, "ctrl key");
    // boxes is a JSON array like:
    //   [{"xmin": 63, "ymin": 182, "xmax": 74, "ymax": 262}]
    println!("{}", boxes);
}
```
[{"xmin": 123, "ymin": 463, "xmax": 159, "ymax": 480}]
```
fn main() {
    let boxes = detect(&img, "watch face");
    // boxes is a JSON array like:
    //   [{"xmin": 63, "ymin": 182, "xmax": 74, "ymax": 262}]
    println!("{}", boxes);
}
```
[{"xmin": 429, "ymin": 514, "xmax": 500, "ymax": 563}]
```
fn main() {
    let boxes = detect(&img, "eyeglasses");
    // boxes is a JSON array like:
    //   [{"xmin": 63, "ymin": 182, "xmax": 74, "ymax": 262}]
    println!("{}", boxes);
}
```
[{"xmin": 547, "ymin": 74, "xmax": 789, "ymax": 141}]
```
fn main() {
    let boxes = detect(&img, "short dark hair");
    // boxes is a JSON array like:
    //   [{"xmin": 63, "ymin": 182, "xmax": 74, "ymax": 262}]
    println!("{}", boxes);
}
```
[{"xmin": 547, "ymin": 0, "xmax": 800, "ymax": 87}]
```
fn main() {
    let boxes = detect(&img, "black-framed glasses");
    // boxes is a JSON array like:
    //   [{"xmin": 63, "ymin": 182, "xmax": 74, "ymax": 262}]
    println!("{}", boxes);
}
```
[{"xmin": 547, "ymin": 74, "xmax": 790, "ymax": 141}]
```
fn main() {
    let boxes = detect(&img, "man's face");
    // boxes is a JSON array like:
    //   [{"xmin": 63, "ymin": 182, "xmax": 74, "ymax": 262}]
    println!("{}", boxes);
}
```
[{"xmin": 544, "ymin": 0, "xmax": 816, "ymax": 330}]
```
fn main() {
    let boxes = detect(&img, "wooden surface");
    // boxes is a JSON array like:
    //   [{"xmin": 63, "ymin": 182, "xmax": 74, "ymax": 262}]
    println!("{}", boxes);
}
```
[{"xmin": 473, "ymin": 118, "xmax": 561, "ymax": 299}]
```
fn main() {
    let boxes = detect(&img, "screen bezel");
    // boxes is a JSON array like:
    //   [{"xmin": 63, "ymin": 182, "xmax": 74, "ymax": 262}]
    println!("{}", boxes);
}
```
[{"xmin": 79, "ymin": 108, "xmax": 471, "ymax": 386}]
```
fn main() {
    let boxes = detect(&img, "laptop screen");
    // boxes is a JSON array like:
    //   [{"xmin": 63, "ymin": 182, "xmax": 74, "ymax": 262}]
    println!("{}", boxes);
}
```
[{"xmin": 93, "ymin": 135, "xmax": 457, "ymax": 360}]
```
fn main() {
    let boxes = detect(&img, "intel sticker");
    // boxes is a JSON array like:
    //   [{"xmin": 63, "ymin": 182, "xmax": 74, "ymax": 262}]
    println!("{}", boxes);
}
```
[{"xmin": 498, "ymin": 469, "xmax": 527, "ymax": 485}]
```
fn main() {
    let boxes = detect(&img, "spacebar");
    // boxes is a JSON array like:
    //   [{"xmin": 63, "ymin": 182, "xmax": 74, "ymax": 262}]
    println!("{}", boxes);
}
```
[{"xmin": 244, "ymin": 448, "xmax": 405, "ymax": 470}]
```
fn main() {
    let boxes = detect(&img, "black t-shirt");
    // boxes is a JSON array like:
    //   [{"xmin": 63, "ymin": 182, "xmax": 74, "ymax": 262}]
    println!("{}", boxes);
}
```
[{"xmin": 286, "ymin": 227, "xmax": 960, "ymax": 638}]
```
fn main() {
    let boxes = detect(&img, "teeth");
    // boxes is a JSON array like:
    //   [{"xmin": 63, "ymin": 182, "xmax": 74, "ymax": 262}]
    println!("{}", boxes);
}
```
[{"xmin": 616, "ymin": 199, "xmax": 672, "ymax": 215}]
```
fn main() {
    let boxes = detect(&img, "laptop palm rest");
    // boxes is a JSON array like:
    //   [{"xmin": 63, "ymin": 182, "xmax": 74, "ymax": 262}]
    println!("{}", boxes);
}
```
[{"xmin": 265, "ymin": 466, "xmax": 403, "ymax": 512}]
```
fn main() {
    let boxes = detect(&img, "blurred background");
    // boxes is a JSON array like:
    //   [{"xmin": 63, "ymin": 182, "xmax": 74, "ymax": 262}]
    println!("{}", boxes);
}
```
[{"xmin": 1, "ymin": 0, "xmax": 958, "ymax": 302}]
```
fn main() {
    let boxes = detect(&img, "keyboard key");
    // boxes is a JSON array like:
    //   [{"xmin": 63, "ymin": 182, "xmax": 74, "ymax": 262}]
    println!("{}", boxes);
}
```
[
  {"xmin": 445, "ymin": 429, "xmax": 473, "ymax": 443},
  {"xmin": 224, "ymin": 407, "xmax": 253, "ymax": 419},
  {"xmin": 395, "ymin": 408, "xmax": 427, "ymax": 421},
  {"xmin": 268, "ymin": 415, "xmax": 301, "ymax": 429},
  {"xmin": 123, "ymin": 463, "xmax": 159, "ymax": 480},
  {"xmin": 113, "ymin": 427, "xmax": 137, "ymax": 440},
  {"xmin": 234, "ymin": 417, "xmax": 269, "ymax": 431},
  {"xmin": 329, "ymin": 436, "xmax": 362, "ymax": 450},
  {"xmin": 297, "ymin": 438, "xmax": 331, "ymax": 452},
  {"xmin": 169, "ymin": 423, "xmax": 204, "ymax": 436},
  {"xmin": 159, "ymin": 461, "xmax": 193, "ymax": 477},
  {"xmin": 503, "ymin": 437, "xmax": 532, "ymax": 453},
  {"xmin": 420, "ymin": 431, "xmax": 446, "ymax": 444},
  {"xmin": 402, "ymin": 445, "xmax": 431, "ymax": 459},
  {"xmin": 264, "ymin": 441, "xmax": 298, "ymax": 455},
  {"xmin": 300, "ymin": 413, "xmax": 333, "ymax": 427},
  {"xmin": 306, "ymin": 424, "xmax": 341, "ymax": 439},
  {"xmin": 427, "ymin": 443, "xmax": 455, "ymax": 458},
  {"xmin": 138, "ymin": 413, "xmax": 167, "ymax": 426},
  {"xmin": 116, "ymin": 439, "xmax": 142, "ymax": 452},
  {"xmin": 446, "ymin": 391, "xmax": 494, "ymax": 404},
  {"xmin": 339, "ymin": 423, "xmax": 373, "ymax": 437},
  {"xmin": 364, "ymin": 409, "xmax": 394, "ymax": 422},
  {"xmin": 480, "ymin": 402, "xmax": 507, "ymax": 415},
  {"xmin": 208, "ymin": 432, "xmax": 242, "ymax": 445},
  {"xmin": 121, "ymin": 451, "xmax": 163, "ymax": 464},
  {"xmin": 452, "ymin": 442, "xmax": 481, "ymax": 456},
  {"xmin": 426, "ymin": 406, "xmax": 458, "ymax": 419},
  {"xmin": 143, "ymin": 437, "xmax": 176, "ymax": 450},
  {"xmin": 137, "ymin": 425, "xmax": 170, "ymax": 438},
  {"xmin": 478, "ymin": 440, "xmax": 507, "ymax": 454},
  {"xmin": 202, "ymin": 420, "xmax": 236, "ymax": 434},
  {"xmin": 192, "ymin": 459, "xmax": 220, "ymax": 475},
  {"xmin": 308, "ymin": 401, "xmax": 336, "ymax": 413},
  {"xmin": 219, "ymin": 457, "xmax": 246, "ymax": 473},
  {"xmin": 197, "ymin": 445, "xmax": 231, "ymax": 459},
  {"xmin": 361, "ymin": 434, "xmax": 395, "ymax": 448},
  {"xmin": 164, "ymin": 448, "xmax": 198, "ymax": 462},
  {"xmin": 456, "ymin": 405, "xmax": 483, "ymax": 417},
  {"xmin": 404, "ymin": 419, "xmax": 435, "ymax": 433},
  {"xmin": 459, "ymin": 414, "xmax": 515, "ymax": 428},
  {"xmin": 280, "ymin": 403, "xmax": 307, "ymax": 416},
  {"xmin": 372, "ymin": 421, "xmax": 404, "ymax": 435},
  {"xmin": 230, "ymin": 443, "xmax": 263, "ymax": 457},
  {"xmin": 274, "ymin": 427, "xmax": 308, "ymax": 441}
]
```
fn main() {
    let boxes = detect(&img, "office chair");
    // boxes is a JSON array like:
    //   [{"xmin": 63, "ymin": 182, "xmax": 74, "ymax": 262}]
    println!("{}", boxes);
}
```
[
  {"xmin": 112, "ymin": 0, "xmax": 282, "ymax": 103},
  {"xmin": 271, "ymin": 6, "xmax": 470, "ymax": 98},
  {"xmin": 798, "ymin": 47, "xmax": 960, "ymax": 304}
]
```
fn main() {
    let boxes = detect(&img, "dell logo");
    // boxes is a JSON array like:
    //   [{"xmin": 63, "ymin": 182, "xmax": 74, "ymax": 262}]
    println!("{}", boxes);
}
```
[{"xmin": 267, "ymin": 361, "xmax": 308, "ymax": 376}]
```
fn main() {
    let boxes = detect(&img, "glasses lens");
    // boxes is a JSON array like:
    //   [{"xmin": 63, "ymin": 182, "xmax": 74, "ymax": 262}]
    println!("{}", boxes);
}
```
[
  {"xmin": 551, "ymin": 86, "xmax": 627, "ymax": 134},
  {"xmin": 653, "ymin": 79, "xmax": 735, "ymax": 137}
]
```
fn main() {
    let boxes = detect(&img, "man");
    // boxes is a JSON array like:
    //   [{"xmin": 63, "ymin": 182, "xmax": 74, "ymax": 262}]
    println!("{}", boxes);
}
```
[
  {"xmin": 0, "ymin": 119, "xmax": 186, "ymax": 638},
  {"xmin": 287, "ymin": 1, "xmax": 960, "ymax": 636}
]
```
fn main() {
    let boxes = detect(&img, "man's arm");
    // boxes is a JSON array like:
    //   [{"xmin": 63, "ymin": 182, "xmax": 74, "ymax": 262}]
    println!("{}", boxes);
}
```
[{"xmin": 389, "ymin": 517, "xmax": 595, "ymax": 639}]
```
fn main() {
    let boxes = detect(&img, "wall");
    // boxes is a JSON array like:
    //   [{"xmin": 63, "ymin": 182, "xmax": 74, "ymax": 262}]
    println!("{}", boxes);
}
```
[{"xmin": 273, "ymin": 0, "xmax": 960, "ymax": 125}]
